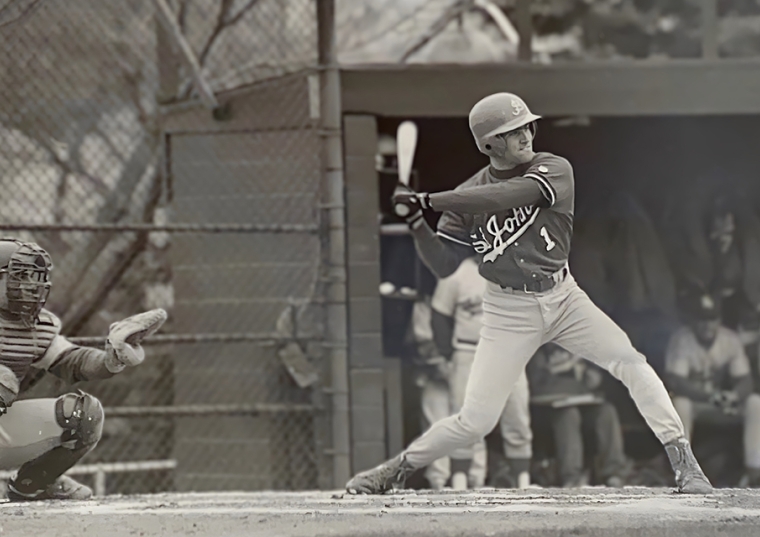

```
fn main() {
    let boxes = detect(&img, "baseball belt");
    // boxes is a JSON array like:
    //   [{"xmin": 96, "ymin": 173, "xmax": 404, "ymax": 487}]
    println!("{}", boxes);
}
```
[{"xmin": 499, "ymin": 264, "xmax": 569, "ymax": 295}]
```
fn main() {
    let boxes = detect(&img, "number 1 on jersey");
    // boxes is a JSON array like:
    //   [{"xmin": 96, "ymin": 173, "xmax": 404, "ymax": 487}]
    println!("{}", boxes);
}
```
[{"xmin": 540, "ymin": 226, "xmax": 556, "ymax": 251}]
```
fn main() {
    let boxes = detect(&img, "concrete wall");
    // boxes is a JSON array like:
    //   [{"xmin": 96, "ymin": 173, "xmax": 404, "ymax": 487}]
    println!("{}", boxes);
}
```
[
  {"xmin": 343, "ymin": 114, "xmax": 389, "ymax": 473},
  {"xmin": 166, "ymin": 75, "xmax": 323, "ymax": 490}
]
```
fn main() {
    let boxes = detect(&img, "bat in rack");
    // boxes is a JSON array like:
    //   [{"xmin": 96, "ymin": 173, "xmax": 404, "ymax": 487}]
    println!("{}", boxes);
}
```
[{"xmin": 394, "ymin": 120, "xmax": 418, "ymax": 217}]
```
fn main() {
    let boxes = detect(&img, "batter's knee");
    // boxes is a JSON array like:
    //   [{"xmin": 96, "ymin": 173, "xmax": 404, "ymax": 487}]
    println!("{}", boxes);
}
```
[
  {"xmin": 55, "ymin": 391, "xmax": 104, "ymax": 450},
  {"xmin": 603, "ymin": 352, "xmax": 648, "ymax": 383},
  {"xmin": 456, "ymin": 409, "xmax": 500, "ymax": 440}
]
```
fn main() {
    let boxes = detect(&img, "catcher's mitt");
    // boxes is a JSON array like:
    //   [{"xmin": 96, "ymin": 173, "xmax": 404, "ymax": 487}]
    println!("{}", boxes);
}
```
[{"xmin": 105, "ymin": 308, "xmax": 168, "ymax": 373}]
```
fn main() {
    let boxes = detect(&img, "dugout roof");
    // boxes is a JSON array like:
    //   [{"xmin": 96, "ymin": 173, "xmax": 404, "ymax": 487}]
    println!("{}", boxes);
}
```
[{"xmin": 340, "ymin": 59, "xmax": 760, "ymax": 117}]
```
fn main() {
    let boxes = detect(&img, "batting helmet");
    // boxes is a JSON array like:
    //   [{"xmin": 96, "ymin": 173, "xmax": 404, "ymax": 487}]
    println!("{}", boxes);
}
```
[
  {"xmin": 0, "ymin": 238, "xmax": 53, "ymax": 326},
  {"xmin": 469, "ymin": 93, "xmax": 541, "ymax": 157}
]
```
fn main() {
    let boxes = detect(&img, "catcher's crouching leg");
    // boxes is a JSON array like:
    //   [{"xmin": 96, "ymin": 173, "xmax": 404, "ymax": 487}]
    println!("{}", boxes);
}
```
[{"xmin": 8, "ymin": 392, "xmax": 104, "ymax": 501}]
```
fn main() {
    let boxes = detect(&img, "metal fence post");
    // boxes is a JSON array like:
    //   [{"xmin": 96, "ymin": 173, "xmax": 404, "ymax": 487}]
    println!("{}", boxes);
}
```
[
  {"xmin": 94, "ymin": 469, "xmax": 107, "ymax": 497},
  {"xmin": 317, "ymin": 0, "xmax": 351, "ymax": 488}
]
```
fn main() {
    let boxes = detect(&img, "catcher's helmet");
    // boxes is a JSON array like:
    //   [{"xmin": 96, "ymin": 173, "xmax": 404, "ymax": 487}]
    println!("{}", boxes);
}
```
[
  {"xmin": 469, "ymin": 93, "xmax": 541, "ymax": 157},
  {"xmin": 0, "ymin": 238, "xmax": 53, "ymax": 326}
]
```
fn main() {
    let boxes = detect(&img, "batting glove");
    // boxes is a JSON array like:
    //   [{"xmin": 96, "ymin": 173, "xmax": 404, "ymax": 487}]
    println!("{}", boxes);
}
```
[{"xmin": 392, "ymin": 184, "xmax": 431, "ymax": 228}]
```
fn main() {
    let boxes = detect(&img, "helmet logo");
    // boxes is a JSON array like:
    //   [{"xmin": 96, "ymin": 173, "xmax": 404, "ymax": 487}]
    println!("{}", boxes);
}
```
[{"xmin": 511, "ymin": 99, "xmax": 525, "ymax": 116}]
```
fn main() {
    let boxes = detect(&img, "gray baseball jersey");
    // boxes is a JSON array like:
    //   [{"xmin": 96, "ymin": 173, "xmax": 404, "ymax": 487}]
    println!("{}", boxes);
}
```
[{"xmin": 436, "ymin": 152, "xmax": 573, "ymax": 289}]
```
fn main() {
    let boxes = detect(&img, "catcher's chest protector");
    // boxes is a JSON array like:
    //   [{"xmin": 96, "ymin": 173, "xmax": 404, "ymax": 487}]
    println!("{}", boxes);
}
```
[{"xmin": 0, "ymin": 310, "xmax": 58, "ymax": 382}]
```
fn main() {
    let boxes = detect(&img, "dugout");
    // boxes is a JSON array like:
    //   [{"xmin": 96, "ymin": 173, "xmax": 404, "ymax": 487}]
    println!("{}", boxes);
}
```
[
  {"xmin": 160, "ymin": 58, "xmax": 760, "ymax": 489},
  {"xmin": 339, "ymin": 60, "xmax": 760, "ymax": 483}
]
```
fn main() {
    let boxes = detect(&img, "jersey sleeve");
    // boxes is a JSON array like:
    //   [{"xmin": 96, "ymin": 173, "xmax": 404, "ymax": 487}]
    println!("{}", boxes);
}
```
[
  {"xmin": 664, "ymin": 330, "xmax": 692, "ymax": 377},
  {"xmin": 431, "ymin": 267, "xmax": 460, "ymax": 317},
  {"xmin": 436, "ymin": 210, "xmax": 472, "ymax": 248},
  {"xmin": 523, "ymin": 155, "xmax": 573, "ymax": 209},
  {"xmin": 727, "ymin": 331, "xmax": 751, "ymax": 378},
  {"xmin": 411, "ymin": 299, "xmax": 433, "ymax": 343}
]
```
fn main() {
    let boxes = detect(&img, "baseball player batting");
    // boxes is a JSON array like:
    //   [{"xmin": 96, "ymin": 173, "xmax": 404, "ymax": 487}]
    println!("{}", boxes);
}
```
[
  {"xmin": 346, "ymin": 93, "xmax": 712, "ymax": 495},
  {"xmin": 0, "ymin": 238, "xmax": 167, "ymax": 500}
]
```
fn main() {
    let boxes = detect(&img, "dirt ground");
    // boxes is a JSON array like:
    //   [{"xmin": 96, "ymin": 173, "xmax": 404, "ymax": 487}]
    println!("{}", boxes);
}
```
[{"xmin": 1, "ymin": 487, "xmax": 760, "ymax": 537}]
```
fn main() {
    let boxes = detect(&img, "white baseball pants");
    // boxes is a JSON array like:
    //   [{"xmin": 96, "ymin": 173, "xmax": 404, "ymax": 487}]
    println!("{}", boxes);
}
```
[
  {"xmin": 0, "ymin": 399, "xmax": 63, "ymax": 470},
  {"xmin": 403, "ymin": 273, "xmax": 686, "ymax": 469},
  {"xmin": 422, "ymin": 350, "xmax": 531, "ymax": 488}
]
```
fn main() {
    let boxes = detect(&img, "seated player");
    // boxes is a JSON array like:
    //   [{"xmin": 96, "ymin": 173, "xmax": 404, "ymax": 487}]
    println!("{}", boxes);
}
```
[
  {"xmin": 0, "ymin": 238, "xmax": 166, "ymax": 500},
  {"xmin": 664, "ymin": 292, "xmax": 760, "ymax": 488},
  {"xmin": 528, "ymin": 343, "xmax": 628, "ymax": 488}
]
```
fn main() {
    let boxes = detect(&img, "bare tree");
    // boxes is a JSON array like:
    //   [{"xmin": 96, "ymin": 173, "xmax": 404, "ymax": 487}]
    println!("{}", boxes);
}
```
[{"xmin": 0, "ymin": 0, "xmax": 275, "ymax": 335}]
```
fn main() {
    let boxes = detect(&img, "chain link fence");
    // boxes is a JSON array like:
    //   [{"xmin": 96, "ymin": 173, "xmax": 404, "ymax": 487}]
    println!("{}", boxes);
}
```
[{"xmin": 0, "ymin": 0, "xmax": 329, "ymax": 495}]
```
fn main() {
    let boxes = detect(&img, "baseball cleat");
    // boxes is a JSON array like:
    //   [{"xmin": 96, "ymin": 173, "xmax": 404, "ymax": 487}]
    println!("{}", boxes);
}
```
[
  {"xmin": 7, "ymin": 475, "xmax": 93, "ymax": 501},
  {"xmin": 345, "ymin": 454, "xmax": 415, "ymax": 495},
  {"xmin": 664, "ymin": 437, "xmax": 713, "ymax": 494}
]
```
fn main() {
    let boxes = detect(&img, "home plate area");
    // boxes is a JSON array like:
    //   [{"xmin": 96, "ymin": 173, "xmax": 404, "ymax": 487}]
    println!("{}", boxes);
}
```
[{"xmin": 1, "ymin": 487, "xmax": 760, "ymax": 537}]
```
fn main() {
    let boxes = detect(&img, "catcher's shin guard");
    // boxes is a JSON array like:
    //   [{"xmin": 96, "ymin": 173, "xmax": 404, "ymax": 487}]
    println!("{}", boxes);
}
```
[
  {"xmin": 8, "ymin": 391, "xmax": 103, "ymax": 500},
  {"xmin": 345, "ymin": 454, "xmax": 416, "ymax": 495},
  {"xmin": 665, "ymin": 437, "xmax": 713, "ymax": 494}
]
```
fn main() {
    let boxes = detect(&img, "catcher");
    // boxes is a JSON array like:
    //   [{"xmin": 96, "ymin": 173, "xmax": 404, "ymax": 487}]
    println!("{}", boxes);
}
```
[{"xmin": 0, "ymin": 238, "xmax": 167, "ymax": 501}]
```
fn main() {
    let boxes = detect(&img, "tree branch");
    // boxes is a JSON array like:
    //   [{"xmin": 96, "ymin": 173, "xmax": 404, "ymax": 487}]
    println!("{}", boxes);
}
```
[
  {"xmin": 224, "ymin": 0, "xmax": 260, "ymax": 27},
  {"xmin": 197, "ymin": 0, "xmax": 234, "ymax": 68},
  {"xmin": 63, "ymin": 171, "xmax": 162, "ymax": 335},
  {"xmin": 35, "ymin": 136, "xmax": 110, "ymax": 201},
  {"xmin": 399, "ymin": 0, "xmax": 471, "ymax": 63},
  {"xmin": 93, "ymin": 126, "xmax": 128, "ymax": 165},
  {"xmin": 196, "ymin": 0, "xmax": 261, "ymax": 67},
  {"xmin": 0, "ymin": 0, "xmax": 42, "ymax": 29},
  {"xmin": 177, "ymin": 0, "xmax": 260, "ymax": 100},
  {"xmin": 49, "ymin": 135, "xmax": 160, "ymax": 316},
  {"xmin": 177, "ymin": 0, "xmax": 189, "ymax": 32}
]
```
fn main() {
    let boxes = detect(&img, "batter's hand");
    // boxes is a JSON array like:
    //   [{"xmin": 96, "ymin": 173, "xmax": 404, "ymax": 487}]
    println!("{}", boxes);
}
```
[{"xmin": 392, "ymin": 184, "xmax": 430, "ymax": 227}]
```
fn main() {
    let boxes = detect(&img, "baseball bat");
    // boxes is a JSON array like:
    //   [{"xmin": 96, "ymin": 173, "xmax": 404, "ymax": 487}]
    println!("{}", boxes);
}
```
[
  {"xmin": 395, "ymin": 121, "xmax": 418, "ymax": 217},
  {"xmin": 0, "ymin": 423, "xmax": 10, "ymax": 446}
]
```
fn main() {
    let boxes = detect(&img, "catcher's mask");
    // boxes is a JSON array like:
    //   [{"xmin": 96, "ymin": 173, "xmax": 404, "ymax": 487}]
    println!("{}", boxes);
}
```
[{"xmin": 0, "ymin": 238, "xmax": 53, "ymax": 327}]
